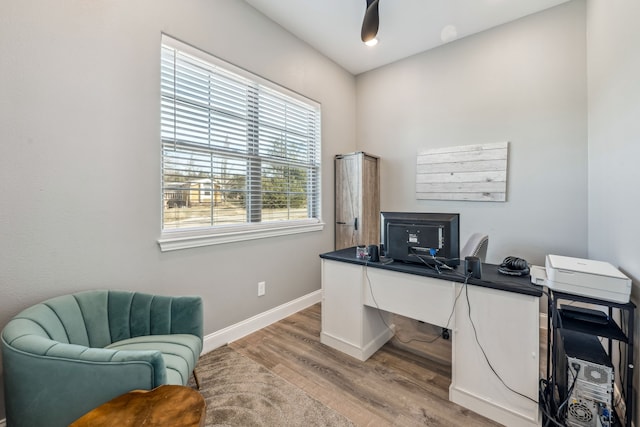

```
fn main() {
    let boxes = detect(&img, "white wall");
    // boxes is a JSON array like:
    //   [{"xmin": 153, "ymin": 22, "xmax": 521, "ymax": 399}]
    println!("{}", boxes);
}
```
[
  {"xmin": 0, "ymin": 0, "xmax": 355, "ymax": 390},
  {"xmin": 356, "ymin": 1, "xmax": 587, "ymax": 266},
  {"xmin": 587, "ymin": 1, "xmax": 640, "ymax": 425}
]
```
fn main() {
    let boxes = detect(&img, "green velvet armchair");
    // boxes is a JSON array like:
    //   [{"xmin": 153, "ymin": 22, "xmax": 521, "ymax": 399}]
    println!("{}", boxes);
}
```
[{"xmin": 1, "ymin": 290, "xmax": 203, "ymax": 427}]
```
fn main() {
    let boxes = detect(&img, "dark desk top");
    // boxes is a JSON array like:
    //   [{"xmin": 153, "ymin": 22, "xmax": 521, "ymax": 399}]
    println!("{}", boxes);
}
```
[{"xmin": 320, "ymin": 247, "xmax": 543, "ymax": 298}]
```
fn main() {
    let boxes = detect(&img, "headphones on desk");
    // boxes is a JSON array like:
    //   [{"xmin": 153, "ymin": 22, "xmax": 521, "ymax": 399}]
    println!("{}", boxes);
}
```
[{"xmin": 498, "ymin": 256, "xmax": 530, "ymax": 276}]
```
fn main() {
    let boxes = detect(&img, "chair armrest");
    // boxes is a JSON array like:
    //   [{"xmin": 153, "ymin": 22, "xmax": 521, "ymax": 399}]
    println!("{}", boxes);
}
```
[
  {"xmin": 169, "ymin": 295, "xmax": 203, "ymax": 340},
  {"xmin": 3, "ymin": 335, "xmax": 167, "ymax": 385},
  {"xmin": 2, "ymin": 337, "xmax": 167, "ymax": 427}
]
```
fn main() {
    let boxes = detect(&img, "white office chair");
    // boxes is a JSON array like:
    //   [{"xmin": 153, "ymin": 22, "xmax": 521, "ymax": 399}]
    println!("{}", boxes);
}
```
[{"xmin": 461, "ymin": 233, "xmax": 489, "ymax": 262}]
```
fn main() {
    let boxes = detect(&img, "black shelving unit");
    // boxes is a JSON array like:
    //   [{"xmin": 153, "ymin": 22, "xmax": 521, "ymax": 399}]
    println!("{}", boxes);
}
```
[{"xmin": 545, "ymin": 290, "xmax": 635, "ymax": 427}]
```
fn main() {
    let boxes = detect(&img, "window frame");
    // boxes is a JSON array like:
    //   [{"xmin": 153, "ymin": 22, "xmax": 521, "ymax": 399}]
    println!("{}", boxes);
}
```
[{"xmin": 158, "ymin": 35, "xmax": 323, "ymax": 252}]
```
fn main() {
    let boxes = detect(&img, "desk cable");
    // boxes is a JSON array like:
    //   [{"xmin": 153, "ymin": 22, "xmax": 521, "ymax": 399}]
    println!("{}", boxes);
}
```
[
  {"xmin": 364, "ymin": 259, "xmax": 540, "ymax": 405},
  {"xmin": 463, "ymin": 282, "xmax": 538, "ymax": 405},
  {"xmin": 363, "ymin": 260, "xmax": 467, "ymax": 345},
  {"xmin": 538, "ymin": 288, "xmax": 578, "ymax": 427},
  {"xmin": 409, "ymin": 247, "xmax": 457, "ymax": 275}
]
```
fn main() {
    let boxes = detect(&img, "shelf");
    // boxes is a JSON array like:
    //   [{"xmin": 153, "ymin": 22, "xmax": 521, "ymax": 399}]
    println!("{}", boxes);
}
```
[
  {"xmin": 547, "ymin": 289, "xmax": 635, "ymax": 427},
  {"xmin": 557, "ymin": 308, "xmax": 628, "ymax": 343},
  {"xmin": 551, "ymin": 290, "xmax": 636, "ymax": 311}
]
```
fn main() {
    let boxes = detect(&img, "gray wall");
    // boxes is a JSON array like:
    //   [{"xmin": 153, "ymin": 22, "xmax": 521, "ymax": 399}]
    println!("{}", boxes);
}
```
[
  {"xmin": 0, "ymin": 0, "xmax": 355, "ymax": 399},
  {"xmin": 355, "ymin": 1, "xmax": 588, "ymax": 266},
  {"xmin": 3, "ymin": 0, "xmax": 639, "ymax": 424},
  {"xmin": 586, "ymin": 1, "xmax": 640, "ymax": 424}
]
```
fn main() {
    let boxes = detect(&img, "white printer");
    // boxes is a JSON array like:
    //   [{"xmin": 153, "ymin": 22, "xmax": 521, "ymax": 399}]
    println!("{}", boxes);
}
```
[{"xmin": 537, "ymin": 254, "xmax": 632, "ymax": 303}]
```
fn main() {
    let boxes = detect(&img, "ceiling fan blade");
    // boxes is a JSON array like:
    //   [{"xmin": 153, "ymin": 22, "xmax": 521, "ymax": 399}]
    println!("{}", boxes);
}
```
[{"xmin": 361, "ymin": 0, "xmax": 380, "ymax": 42}]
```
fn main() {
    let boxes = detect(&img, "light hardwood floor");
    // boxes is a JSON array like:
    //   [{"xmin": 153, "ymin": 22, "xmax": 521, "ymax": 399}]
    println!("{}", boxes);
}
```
[{"xmin": 230, "ymin": 303, "xmax": 512, "ymax": 426}]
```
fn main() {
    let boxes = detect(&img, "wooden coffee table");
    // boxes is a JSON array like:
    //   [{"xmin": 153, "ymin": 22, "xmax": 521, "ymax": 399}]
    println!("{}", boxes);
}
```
[{"xmin": 70, "ymin": 385, "xmax": 206, "ymax": 427}]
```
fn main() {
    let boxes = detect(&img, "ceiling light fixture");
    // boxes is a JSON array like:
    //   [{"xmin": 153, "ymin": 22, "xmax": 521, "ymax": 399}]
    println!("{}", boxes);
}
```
[
  {"xmin": 364, "ymin": 38, "xmax": 378, "ymax": 47},
  {"xmin": 361, "ymin": 0, "xmax": 380, "ymax": 46}
]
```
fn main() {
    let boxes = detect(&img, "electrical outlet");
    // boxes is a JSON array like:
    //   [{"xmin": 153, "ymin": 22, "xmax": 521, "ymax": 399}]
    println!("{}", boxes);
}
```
[{"xmin": 258, "ymin": 281, "xmax": 266, "ymax": 296}]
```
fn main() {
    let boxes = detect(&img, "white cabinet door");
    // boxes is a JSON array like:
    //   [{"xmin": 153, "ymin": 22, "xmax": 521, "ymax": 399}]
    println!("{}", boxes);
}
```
[{"xmin": 451, "ymin": 283, "xmax": 540, "ymax": 427}]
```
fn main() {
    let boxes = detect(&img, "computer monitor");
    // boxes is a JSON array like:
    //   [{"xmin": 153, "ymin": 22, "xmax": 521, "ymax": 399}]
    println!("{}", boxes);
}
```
[{"xmin": 380, "ymin": 212, "xmax": 460, "ymax": 267}]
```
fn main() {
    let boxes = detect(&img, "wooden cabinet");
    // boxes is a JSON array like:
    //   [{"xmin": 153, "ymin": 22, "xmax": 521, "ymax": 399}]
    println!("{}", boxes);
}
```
[{"xmin": 334, "ymin": 152, "xmax": 380, "ymax": 250}]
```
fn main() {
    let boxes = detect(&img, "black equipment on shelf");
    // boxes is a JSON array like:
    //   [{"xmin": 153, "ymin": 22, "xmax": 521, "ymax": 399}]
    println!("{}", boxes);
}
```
[{"xmin": 543, "ymin": 290, "xmax": 635, "ymax": 427}]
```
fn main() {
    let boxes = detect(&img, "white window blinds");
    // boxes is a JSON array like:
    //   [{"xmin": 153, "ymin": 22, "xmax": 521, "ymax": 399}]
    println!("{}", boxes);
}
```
[{"xmin": 160, "ymin": 36, "xmax": 321, "ymax": 240}]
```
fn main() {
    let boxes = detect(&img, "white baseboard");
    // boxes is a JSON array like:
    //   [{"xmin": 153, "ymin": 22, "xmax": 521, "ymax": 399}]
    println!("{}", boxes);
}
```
[{"xmin": 201, "ymin": 290, "xmax": 322, "ymax": 355}]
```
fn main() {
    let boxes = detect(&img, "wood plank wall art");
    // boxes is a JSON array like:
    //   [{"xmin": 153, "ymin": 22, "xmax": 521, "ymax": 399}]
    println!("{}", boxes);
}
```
[{"xmin": 416, "ymin": 142, "xmax": 508, "ymax": 202}]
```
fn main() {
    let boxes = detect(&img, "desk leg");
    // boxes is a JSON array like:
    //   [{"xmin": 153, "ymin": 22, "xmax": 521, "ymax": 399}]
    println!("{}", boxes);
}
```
[{"xmin": 321, "ymin": 260, "xmax": 394, "ymax": 361}]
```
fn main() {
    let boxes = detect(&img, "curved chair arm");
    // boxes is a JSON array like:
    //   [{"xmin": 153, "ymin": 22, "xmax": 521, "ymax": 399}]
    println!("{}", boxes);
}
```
[
  {"xmin": 169, "ymin": 295, "xmax": 204, "ymax": 340},
  {"xmin": 1, "ymin": 335, "xmax": 166, "ymax": 427}
]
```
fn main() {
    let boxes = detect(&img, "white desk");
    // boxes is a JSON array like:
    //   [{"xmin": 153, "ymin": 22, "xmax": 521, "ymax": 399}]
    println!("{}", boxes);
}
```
[{"xmin": 320, "ymin": 250, "xmax": 542, "ymax": 427}]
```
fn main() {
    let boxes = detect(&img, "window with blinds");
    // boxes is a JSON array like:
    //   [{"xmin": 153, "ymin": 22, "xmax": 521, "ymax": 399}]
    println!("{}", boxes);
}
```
[{"xmin": 159, "ymin": 36, "xmax": 322, "ymax": 250}]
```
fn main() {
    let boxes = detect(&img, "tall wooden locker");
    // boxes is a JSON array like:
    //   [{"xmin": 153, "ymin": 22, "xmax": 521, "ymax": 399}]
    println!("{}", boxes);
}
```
[{"xmin": 335, "ymin": 152, "xmax": 380, "ymax": 250}]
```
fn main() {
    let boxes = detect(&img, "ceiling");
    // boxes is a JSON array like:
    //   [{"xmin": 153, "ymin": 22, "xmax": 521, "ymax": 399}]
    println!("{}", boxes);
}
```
[{"xmin": 244, "ymin": 0, "xmax": 571, "ymax": 75}]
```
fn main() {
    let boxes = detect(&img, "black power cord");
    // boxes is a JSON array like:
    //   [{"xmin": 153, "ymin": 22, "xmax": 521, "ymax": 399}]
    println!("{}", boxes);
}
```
[
  {"xmin": 368, "ymin": 255, "xmax": 541, "ymax": 411},
  {"xmin": 556, "ymin": 363, "xmax": 581, "ymax": 422},
  {"xmin": 409, "ymin": 246, "xmax": 459, "ymax": 275},
  {"xmin": 464, "ymin": 284, "xmax": 538, "ymax": 404},
  {"xmin": 539, "ymin": 378, "xmax": 565, "ymax": 427},
  {"xmin": 363, "ymin": 260, "xmax": 469, "ymax": 345}
]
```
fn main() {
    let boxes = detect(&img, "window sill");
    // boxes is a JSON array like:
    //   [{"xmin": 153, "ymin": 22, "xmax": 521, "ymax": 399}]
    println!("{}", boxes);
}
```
[{"xmin": 157, "ymin": 220, "xmax": 325, "ymax": 252}]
